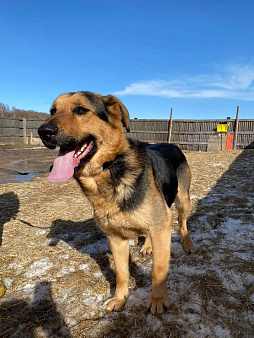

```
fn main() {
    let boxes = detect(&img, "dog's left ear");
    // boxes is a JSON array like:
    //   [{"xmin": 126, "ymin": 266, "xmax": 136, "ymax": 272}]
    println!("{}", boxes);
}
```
[{"xmin": 103, "ymin": 95, "xmax": 130, "ymax": 132}]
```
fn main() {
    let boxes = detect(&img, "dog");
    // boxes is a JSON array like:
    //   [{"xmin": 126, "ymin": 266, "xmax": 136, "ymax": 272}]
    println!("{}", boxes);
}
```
[{"xmin": 38, "ymin": 91, "xmax": 196, "ymax": 315}]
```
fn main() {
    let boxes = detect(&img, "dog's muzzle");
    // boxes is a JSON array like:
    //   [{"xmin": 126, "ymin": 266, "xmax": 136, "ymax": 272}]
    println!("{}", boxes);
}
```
[{"xmin": 38, "ymin": 123, "xmax": 58, "ymax": 142}]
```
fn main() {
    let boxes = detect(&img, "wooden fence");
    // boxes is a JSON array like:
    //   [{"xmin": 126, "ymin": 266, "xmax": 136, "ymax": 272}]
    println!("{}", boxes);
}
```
[
  {"xmin": 0, "ymin": 116, "xmax": 253, "ymax": 151},
  {"xmin": 0, "ymin": 117, "xmax": 45, "ymax": 145},
  {"xmin": 128, "ymin": 119, "xmax": 254, "ymax": 151}
]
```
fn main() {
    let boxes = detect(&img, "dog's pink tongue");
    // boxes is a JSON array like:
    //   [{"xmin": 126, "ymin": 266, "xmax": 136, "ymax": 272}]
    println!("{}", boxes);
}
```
[{"xmin": 47, "ymin": 148, "xmax": 76, "ymax": 182}]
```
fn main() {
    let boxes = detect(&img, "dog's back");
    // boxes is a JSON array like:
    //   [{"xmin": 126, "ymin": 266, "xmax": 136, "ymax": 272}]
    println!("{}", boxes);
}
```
[{"xmin": 146, "ymin": 143, "xmax": 190, "ymax": 208}]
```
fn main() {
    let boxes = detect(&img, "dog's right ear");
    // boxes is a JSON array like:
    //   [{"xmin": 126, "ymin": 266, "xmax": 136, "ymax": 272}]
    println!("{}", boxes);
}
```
[{"xmin": 102, "ymin": 95, "xmax": 130, "ymax": 132}]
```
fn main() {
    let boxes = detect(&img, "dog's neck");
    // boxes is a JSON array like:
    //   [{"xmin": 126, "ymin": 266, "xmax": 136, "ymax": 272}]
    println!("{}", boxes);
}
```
[
  {"xmin": 75, "ymin": 138, "xmax": 149, "ymax": 215},
  {"xmin": 74, "ymin": 136, "xmax": 129, "ymax": 177}
]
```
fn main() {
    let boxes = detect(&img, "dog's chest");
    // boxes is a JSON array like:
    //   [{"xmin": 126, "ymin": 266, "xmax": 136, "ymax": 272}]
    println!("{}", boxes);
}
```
[
  {"xmin": 94, "ymin": 209, "xmax": 148, "ymax": 239},
  {"xmin": 77, "ymin": 171, "xmax": 150, "ymax": 238},
  {"xmin": 85, "ymin": 191, "xmax": 146, "ymax": 238}
]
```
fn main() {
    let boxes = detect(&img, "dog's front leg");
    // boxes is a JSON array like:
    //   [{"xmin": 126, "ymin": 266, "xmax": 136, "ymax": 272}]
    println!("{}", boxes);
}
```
[
  {"xmin": 106, "ymin": 235, "xmax": 129, "ymax": 312},
  {"xmin": 148, "ymin": 212, "xmax": 172, "ymax": 314}
]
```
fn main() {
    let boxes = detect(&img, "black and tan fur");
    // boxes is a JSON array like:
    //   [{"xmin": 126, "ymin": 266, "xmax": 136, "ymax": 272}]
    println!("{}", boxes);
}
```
[{"xmin": 38, "ymin": 91, "xmax": 196, "ymax": 315}]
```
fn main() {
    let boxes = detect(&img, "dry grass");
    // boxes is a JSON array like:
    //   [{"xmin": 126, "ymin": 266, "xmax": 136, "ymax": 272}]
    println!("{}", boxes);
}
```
[{"xmin": 0, "ymin": 149, "xmax": 254, "ymax": 337}]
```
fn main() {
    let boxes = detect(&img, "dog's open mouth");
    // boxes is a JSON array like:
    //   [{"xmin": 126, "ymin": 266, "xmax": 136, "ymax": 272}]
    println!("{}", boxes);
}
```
[{"xmin": 47, "ymin": 139, "xmax": 94, "ymax": 182}]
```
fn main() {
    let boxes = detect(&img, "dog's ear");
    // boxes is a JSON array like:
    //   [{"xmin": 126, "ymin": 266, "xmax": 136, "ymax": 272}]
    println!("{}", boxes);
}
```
[{"xmin": 103, "ymin": 95, "xmax": 130, "ymax": 132}]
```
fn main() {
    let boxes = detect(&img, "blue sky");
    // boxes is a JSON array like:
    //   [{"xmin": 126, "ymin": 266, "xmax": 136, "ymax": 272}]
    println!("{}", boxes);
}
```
[{"xmin": 1, "ymin": 0, "xmax": 254, "ymax": 119}]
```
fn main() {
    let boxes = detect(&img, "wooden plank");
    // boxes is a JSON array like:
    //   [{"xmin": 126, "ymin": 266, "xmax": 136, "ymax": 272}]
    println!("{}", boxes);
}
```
[
  {"xmin": 0, "ymin": 119, "xmax": 22, "ymax": 127},
  {"xmin": 0, "ymin": 129, "xmax": 23, "ymax": 135}
]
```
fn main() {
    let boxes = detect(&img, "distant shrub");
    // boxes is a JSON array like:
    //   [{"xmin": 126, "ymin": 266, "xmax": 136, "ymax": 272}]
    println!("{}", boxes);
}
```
[{"xmin": 0, "ymin": 102, "xmax": 48, "ymax": 118}]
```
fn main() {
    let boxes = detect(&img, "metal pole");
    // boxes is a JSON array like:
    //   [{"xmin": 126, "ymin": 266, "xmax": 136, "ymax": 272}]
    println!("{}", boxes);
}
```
[
  {"xmin": 167, "ymin": 108, "xmax": 173, "ymax": 143},
  {"xmin": 233, "ymin": 106, "xmax": 239, "ymax": 150}
]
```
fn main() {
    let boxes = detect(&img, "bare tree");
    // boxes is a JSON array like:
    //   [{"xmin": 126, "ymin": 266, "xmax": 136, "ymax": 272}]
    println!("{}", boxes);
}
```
[{"xmin": 0, "ymin": 103, "xmax": 48, "ymax": 118}]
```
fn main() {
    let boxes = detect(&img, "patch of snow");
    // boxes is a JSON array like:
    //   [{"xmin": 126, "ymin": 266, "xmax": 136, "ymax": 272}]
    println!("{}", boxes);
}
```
[
  {"xmin": 243, "ymin": 310, "xmax": 254, "ymax": 327},
  {"xmin": 83, "ymin": 293, "xmax": 104, "ymax": 305},
  {"xmin": 126, "ymin": 287, "xmax": 150, "ymax": 309},
  {"xmin": 2, "ymin": 278, "xmax": 13, "ymax": 288},
  {"xmin": 80, "ymin": 239, "xmax": 109, "ymax": 254},
  {"xmin": 8, "ymin": 262, "xmax": 22, "ymax": 272},
  {"xmin": 212, "ymin": 218, "xmax": 253, "ymax": 246},
  {"xmin": 171, "ymin": 242, "xmax": 184, "ymax": 256},
  {"xmin": 195, "ymin": 215, "xmax": 210, "ymax": 226},
  {"xmin": 171, "ymin": 233, "xmax": 181, "ymax": 241},
  {"xmin": 21, "ymin": 282, "xmax": 37, "ymax": 296},
  {"xmin": 182, "ymin": 292, "xmax": 203, "ymax": 312},
  {"xmin": 34, "ymin": 327, "xmax": 48, "ymax": 337},
  {"xmin": 64, "ymin": 317, "xmax": 77, "ymax": 326},
  {"xmin": 234, "ymin": 252, "xmax": 252, "ymax": 261},
  {"xmin": 129, "ymin": 239, "xmax": 135, "ymax": 246},
  {"xmin": 181, "ymin": 312, "xmax": 201, "ymax": 325},
  {"xmin": 146, "ymin": 314, "xmax": 163, "ymax": 331},
  {"xmin": 213, "ymin": 325, "xmax": 232, "ymax": 338},
  {"xmin": 54, "ymin": 289, "xmax": 76, "ymax": 304},
  {"xmin": 241, "ymin": 272, "xmax": 254, "ymax": 286},
  {"xmin": 24, "ymin": 258, "xmax": 54, "ymax": 278},
  {"xmin": 36, "ymin": 229, "xmax": 47, "ymax": 235},
  {"xmin": 175, "ymin": 265, "xmax": 207, "ymax": 276},
  {"xmin": 79, "ymin": 263, "xmax": 91, "ymax": 271},
  {"xmin": 193, "ymin": 323, "xmax": 213, "ymax": 337},
  {"xmin": 215, "ymin": 268, "xmax": 244, "ymax": 292},
  {"xmin": 29, "ymin": 282, "xmax": 52, "ymax": 306},
  {"xmin": 94, "ymin": 271, "xmax": 103, "ymax": 278},
  {"xmin": 56, "ymin": 265, "xmax": 75, "ymax": 278}
]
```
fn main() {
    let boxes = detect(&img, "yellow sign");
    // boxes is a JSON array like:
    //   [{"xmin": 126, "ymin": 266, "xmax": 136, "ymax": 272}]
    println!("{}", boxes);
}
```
[
  {"xmin": 0, "ymin": 281, "xmax": 5, "ymax": 298},
  {"xmin": 217, "ymin": 124, "xmax": 228, "ymax": 132}
]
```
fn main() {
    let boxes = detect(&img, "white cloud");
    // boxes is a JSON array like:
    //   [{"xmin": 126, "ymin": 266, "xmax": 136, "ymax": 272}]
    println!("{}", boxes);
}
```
[{"xmin": 115, "ymin": 64, "xmax": 254, "ymax": 101}]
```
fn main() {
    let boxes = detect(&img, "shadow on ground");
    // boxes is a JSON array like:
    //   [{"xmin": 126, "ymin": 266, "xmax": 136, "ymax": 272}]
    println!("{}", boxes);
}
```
[
  {"xmin": 0, "ymin": 192, "xmax": 19, "ymax": 246},
  {"xmin": 188, "ymin": 149, "xmax": 254, "ymax": 231},
  {"xmin": 0, "ymin": 281, "xmax": 71, "ymax": 337},
  {"xmin": 47, "ymin": 218, "xmax": 149, "ymax": 296}
]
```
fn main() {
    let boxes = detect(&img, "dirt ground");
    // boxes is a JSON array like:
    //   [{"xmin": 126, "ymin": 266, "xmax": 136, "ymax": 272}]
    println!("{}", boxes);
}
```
[
  {"xmin": 0, "ymin": 146, "xmax": 253, "ymax": 337},
  {"xmin": 0, "ymin": 145, "xmax": 58, "ymax": 183}
]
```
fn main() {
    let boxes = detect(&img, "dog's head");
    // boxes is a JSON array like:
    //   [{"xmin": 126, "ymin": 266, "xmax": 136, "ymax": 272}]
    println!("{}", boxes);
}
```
[{"xmin": 38, "ymin": 91, "xmax": 130, "ymax": 182}]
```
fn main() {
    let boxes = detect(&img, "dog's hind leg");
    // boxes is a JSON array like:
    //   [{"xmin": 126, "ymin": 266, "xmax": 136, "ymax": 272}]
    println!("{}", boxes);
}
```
[
  {"xmin": 140, "ymin": 234, "xmax": 153, "ymax": 255},
  {"xmin": 106, "ymin": 235, "xmax": 129, "ymax": 312},
  {"xmin": 175, "ymin": 184, "xmax": 196, "ymax": 254}
]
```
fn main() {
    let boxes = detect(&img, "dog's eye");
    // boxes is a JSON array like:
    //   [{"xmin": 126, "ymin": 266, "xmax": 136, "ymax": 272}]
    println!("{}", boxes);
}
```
[
  {"xmin": 73, "ymin": 106, "xmax": 90, "ymax": 115},
  {"xmin": 50, "ymin": 107, "xmax": 56, "ymax": 115}
]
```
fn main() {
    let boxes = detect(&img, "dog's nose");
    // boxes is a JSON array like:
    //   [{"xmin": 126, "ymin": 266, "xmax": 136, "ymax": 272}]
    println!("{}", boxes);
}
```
[{"xmin": 38, "ymin": 123, "xmax": 58, "ymax": 141}]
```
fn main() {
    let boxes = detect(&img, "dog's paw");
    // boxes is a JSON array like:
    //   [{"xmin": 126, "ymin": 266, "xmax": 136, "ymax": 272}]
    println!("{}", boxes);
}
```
[
  {"xmin": 147, "ymin": 294, "xmax": 170, "ymax": 315},
  {"xmin": 182, "ymin": 237, "xmax": 197, "ymax": 254},
  {"xmin": 140, "ymin": 244, "xmax": 152, "ymax": 256},
  {"xmin": 104, "ymin": 297, "xmax": 126, "ymax": 312}
]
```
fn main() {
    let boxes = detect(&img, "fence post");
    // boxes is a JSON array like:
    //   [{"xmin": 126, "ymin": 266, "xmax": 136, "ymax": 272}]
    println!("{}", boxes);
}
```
[
  {"xmin": 167, "ymin": 108, "xmax": 173, "ymax": 143},
  {"xmin": 233, "ymin": 106, "xmax": 239, "ymax": 150},
  {"xmin": 23, "ymin": 118, "xmax": 27, "ymax": 144}
]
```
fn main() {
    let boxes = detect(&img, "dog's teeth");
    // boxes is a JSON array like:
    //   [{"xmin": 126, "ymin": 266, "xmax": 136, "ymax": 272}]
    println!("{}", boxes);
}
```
[
  {"xmin": 81, "ymin": 144, "xmax": 87, "ymax": 151},
  {"xmin": 74, "ymin": 143, "xmax": 88, "ymax": 158}
]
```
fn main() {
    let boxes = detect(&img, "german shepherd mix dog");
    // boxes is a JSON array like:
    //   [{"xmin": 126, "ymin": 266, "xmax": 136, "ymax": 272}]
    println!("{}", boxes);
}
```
[{"xmin": 38, "ymin": 92, "xmax": 196, "ymax": 315}]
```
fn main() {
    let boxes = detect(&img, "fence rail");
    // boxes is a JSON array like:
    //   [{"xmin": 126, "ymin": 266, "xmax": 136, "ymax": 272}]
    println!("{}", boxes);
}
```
[{"xmin": 0, "ymin": 116, "xmax": 253, "ymax": 151}]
